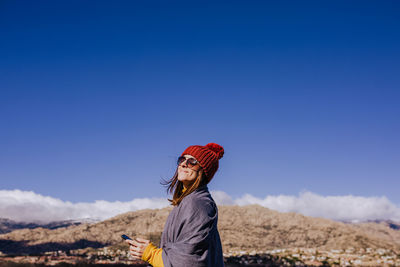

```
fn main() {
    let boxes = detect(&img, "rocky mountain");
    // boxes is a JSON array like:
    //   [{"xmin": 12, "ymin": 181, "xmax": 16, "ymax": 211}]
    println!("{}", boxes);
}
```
[
  {"xmin": 0, "ymin": 218, "xmax": 82, "ymax": 234},
  {"xmin": 0, "ymin": 205, "xmax": 399, "ymax": 255},
  {"xmin": 365, "ymin": 220, "xmax": 400, "ymax": 230},
  {"xmin": 218, "ymin": 205, "xmax": 400, "ymax": 252}
]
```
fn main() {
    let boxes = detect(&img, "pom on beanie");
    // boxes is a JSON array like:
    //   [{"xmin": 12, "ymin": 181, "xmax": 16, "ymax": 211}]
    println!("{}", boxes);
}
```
[
  {"xmin": 205, "ymin": 143, "xmax": 224, "ymax": 159},
  {"xmin": 181, "ymin": 143, "xmax": 224, "ymax": 183}
]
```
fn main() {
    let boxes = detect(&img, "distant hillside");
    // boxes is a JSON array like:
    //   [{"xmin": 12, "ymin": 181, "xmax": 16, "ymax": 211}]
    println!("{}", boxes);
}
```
[
  {"xmin": 218, "ymin": 205, "xmax": 400, "ymax": 252},
  {"xmin": 0, "ymin": 218, "xmax": 82, "ymax": 234},
  {"xmin": 0, "ymin": 205, "xmax": 399, "ymax": 255}
]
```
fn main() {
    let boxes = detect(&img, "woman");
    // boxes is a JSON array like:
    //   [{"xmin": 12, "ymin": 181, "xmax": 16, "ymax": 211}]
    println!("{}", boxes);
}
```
[{"xmin": 126, "ymin": 143, "xmax": 225, "ymax": 267}]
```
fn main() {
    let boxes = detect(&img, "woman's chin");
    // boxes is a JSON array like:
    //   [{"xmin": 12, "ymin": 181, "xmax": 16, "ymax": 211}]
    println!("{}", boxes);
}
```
[
  {"xmin": 178, "ymin": 178, "xmax": 195, "ymax": 186},
  {"xmin": 177, "ymin": 177, "xmax": 187, "ymax": 182},
  {"xmin": 178, "ymin": 174, "xmax": 188, "ymax": 181}
]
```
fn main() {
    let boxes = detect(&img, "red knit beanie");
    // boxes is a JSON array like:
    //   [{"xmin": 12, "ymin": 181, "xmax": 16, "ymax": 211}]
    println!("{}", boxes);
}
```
[{"xmin": 181, "ymin": 143, "xmax": 224, "ymax": 183}]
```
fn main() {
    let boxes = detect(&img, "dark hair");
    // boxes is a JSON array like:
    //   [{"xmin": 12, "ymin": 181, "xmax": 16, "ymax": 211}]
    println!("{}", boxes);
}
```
[{"xmin": 162, "ymin": 167, "xmax": 207, "ymax": 206}]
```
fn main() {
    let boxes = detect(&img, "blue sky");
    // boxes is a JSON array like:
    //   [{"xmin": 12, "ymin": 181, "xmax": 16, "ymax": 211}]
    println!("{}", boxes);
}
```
[{"xmin": 1, "ymin": 1, "xmax": 399, "ymax": 208}]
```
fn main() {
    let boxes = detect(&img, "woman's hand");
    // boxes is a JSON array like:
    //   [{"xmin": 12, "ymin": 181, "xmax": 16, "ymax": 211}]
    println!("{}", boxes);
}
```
[{"xmin": 126, "ymin": 237, "xmax": 150, "ymax": 259}]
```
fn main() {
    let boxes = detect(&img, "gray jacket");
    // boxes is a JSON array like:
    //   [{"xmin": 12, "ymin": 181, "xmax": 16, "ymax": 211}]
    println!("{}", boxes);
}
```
[{"xmin": 160, "ymin": 185, "xmax": 224, "ymax": 267}]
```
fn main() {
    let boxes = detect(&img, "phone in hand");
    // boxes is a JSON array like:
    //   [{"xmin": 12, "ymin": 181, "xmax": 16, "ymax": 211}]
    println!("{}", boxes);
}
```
[{"xmin": 121, "ymin": 234, "xmax": 132, "ymax": 240}]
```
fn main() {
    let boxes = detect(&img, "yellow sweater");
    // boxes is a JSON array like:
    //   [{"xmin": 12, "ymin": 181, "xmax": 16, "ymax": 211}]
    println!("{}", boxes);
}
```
[{"xmin": 142, "ymin": 242, "xmax": 164, "ymax": 267}]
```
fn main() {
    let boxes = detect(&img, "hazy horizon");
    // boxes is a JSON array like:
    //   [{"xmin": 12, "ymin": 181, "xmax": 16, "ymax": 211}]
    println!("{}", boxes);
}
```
[{"xmin": 1, "ymin": 189, "xmax": 399, "ymax": 223}]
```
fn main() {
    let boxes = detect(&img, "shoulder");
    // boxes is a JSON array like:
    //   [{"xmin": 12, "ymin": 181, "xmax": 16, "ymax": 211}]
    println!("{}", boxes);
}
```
[{"xmin": 181, "ymin": 186, "xmax": 217, "ymax": 218}]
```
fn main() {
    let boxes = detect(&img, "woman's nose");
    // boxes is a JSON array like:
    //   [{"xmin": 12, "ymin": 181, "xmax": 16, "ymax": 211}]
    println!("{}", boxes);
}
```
[{"xmin": 180, "ymin": 158, "xmax": 188, "ymax": 167}]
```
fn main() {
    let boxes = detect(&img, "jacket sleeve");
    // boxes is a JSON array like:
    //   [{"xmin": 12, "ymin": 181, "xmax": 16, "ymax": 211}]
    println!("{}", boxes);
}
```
[{"xmin": 161, "ymin": 200, "xmax": 218, "ymax": 267}]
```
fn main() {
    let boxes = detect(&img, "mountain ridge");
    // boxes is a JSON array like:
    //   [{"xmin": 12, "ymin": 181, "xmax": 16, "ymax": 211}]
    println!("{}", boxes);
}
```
[
  {"xmin": 0, "ymin": 205, "xmax": 399, "ymax": 255},
  {"xmin": 0, "ymin": 218, "xmax": 85, "ymax": 235}
]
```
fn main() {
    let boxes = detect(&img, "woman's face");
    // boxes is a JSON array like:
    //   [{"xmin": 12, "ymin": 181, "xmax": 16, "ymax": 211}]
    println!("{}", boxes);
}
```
[{"xmin": 177, "ymin": 155, "xmax": 203, "ymax": 188}]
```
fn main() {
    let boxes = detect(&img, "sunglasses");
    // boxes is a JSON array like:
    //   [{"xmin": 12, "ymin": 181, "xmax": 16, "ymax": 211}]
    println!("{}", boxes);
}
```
[{"xmin": 177, "ymin": 156, "xmax": 199, "ymax": 167}]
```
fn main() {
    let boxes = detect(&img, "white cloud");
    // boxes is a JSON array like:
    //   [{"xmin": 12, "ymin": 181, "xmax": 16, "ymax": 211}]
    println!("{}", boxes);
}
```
[
  {"xmin": 0, "ymin": 189, "xmax": 168, "ymax": 223},
  {"xmin": 210, "ymin": 191, "xmax": 235, "ymax": 205},
  {"xmin": 1, "ymin": 189, "xmax": 399, "ymax": 223},
  {"xmin": 213, "ymin": 191, "xmax": 400, "ymax": 222}
]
